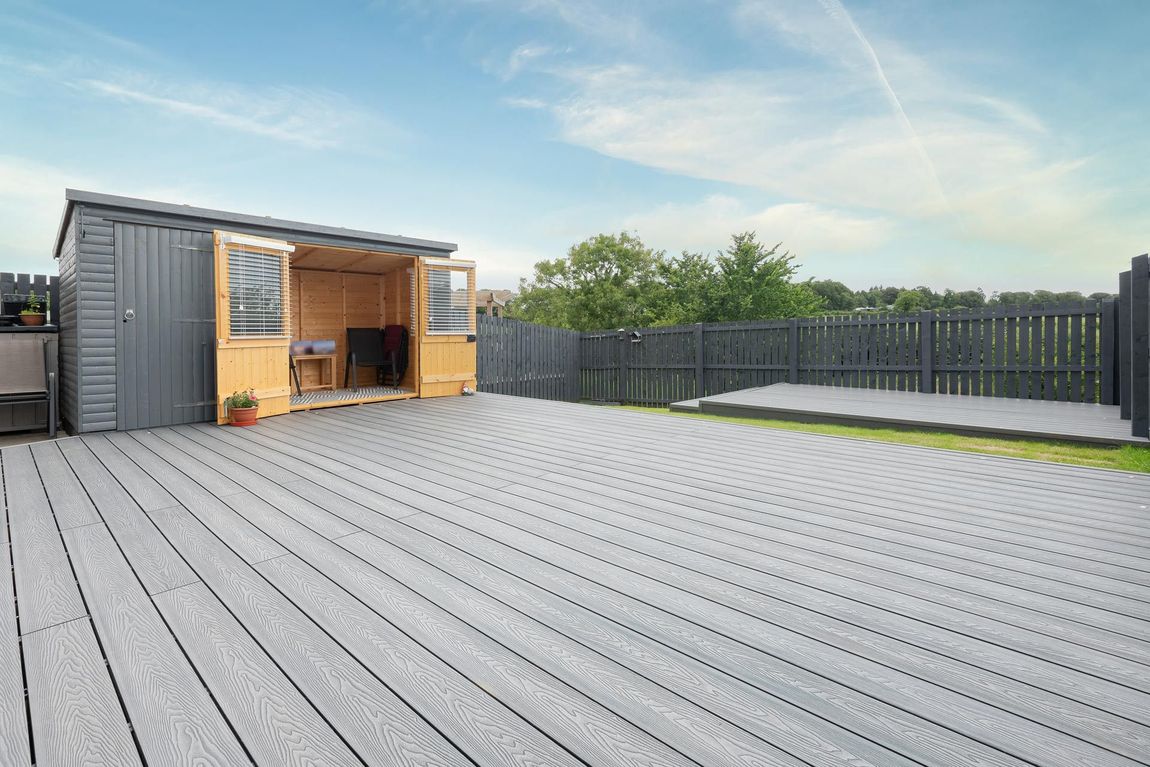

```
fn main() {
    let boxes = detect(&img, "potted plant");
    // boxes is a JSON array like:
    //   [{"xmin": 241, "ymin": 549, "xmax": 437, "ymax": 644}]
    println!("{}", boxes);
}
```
[
  {"xmin": 224, "ymin": 389, "xmax": 260, "ymax": 427},
  {"xmin": 19, "ymin": 291, "xmax": 47, "ymax": 326}
]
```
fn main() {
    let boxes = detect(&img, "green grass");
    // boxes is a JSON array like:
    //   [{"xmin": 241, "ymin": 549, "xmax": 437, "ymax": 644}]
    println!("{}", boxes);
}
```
[{"xmin": 620, "ymin": 406, "xmax": 1150, "ymax": 474}]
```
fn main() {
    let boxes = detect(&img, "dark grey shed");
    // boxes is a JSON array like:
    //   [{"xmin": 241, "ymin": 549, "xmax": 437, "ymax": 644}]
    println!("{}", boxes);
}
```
[{"xmin": 53, "ymin": 189, "xmax": 456, "ymax": 433}]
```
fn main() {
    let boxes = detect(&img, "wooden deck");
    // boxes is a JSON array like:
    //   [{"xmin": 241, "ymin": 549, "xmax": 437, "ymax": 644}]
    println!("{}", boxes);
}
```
[
  {"xmin": 674, "ymin": 383, "xmax": 1147, "ymax": 446},
  {"xmin": 3, "ymin": 393, "xmax": 1150, "ymax": 766}
]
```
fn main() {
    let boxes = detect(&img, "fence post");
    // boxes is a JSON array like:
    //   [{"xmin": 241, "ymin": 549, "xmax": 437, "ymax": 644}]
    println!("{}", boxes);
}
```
[
  {"xmin": 788, "ymin": 319, "xmax": 799, "ymax": 384},
  {"xmin": 918, "ymin": 310, "xmax": 934, "ymax": 393},
  {"xmin": 694, "ymin": 323, "xmax": 705, "ymax": 398},
  {"xmin": 1100, "ymin": 299, "xmax": 1118, "ymax": 405},
  {"xmin": 1119, "ymin": 271, "xmax": 1132, "ymax": 419},
  {"xmin": 617, "ymin": 329, "xmax": 628, "ymax": 405},
  {"xmin": 1131, "ymin": 254, "xmax": 1150, "ymax": 438}
]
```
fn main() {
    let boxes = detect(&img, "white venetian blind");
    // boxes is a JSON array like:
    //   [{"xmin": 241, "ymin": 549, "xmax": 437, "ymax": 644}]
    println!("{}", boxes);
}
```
[
  {"xmin": 228, "ymin": 247, "xmax": 288, "ymax": 337},
  {"xmin": 425, "ymin": 266, "xmax": 473, "ymax": 334}
]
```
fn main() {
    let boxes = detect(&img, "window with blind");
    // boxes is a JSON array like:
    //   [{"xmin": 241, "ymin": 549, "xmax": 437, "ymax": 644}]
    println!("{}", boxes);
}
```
[
  {"xmin": 426, "ymin": 266, "xmax": 473, "ymax": 334},
  {"xmin": 228, "ymin": 248, "xmax": 288, "ymax": 337}
]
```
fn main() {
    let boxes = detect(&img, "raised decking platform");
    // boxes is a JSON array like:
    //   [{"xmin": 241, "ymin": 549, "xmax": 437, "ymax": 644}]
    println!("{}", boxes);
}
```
[
  {"xmin": 2, "ymin": 394, "xmax": 1149, "ymax": 766},
  {"xmin": 676, "ymin": 383, "xmax": 1147, "ymax": 445}
]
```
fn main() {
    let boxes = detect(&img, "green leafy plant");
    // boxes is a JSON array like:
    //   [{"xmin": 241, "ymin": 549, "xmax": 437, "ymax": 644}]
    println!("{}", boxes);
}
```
[
  {"xmin": 20, "ymin": 291, "xmax": 44, "ymax": 315},
  {"xmin": 224, "ymin": 389, "xmax": 259, "ymax": 409}
]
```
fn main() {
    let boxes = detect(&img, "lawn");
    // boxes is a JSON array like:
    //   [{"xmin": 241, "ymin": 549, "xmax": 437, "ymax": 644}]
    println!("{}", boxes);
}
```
[{"xmin": 620, "ymin": 406, "xmax": 1150, "ymax": 474}]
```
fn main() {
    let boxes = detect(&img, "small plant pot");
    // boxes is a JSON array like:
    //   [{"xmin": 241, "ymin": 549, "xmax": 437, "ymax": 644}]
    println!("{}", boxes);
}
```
[
  {"xmin": 19, "ymin": 313, "xmax": 46, "ymax": 327},
  {"xmin": 228, "ymin": 406, "xmax": 259, "ymax": 427}
]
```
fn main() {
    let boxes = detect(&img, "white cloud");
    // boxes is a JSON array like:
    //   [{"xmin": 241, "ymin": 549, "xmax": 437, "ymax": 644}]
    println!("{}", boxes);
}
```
[
  {"xmin": 488, "ymin": 43, "xmax": 555, "ymax": 80},
  {"xmin": 78, "ymin": 77, "xmax": 381, "ymax": 150},
  {"xmin": 516, "ymin": 6, "xmax": 1147, "ymax": 274},
  {"xmin": 624, "ymin": 195, "xmax": 892, "ymax": 257}
]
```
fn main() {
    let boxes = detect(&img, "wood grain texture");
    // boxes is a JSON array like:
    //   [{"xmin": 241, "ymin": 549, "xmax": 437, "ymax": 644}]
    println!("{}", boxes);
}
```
[
  {"xmin": 81, "ymin": 434, "xmax": 177, "ymax": 512},
  {"xmin": 299, "ymin": 530, "xmax": 697, "ymax": 766},
  {"xmin": 151, "ymin": 427, "xmax": 358, "ymax": 539},
  {"xmin": 257, "ymin": 554, "xmax": 582, "ymax": 767},
  {"xmin": 0, "ymin": 489, "xmax": 30, "ymax": 767},
  {"xmin": 12, "ymin": 391, "xmax": 1150, "ymax": 767},
  {"xmin": 24, "ymin": 618, "xmax": 142, "ymax": 767},
  {"xmin": 153, "ymin": 582, "xmax": 358, "ymax": 767},
  {"xmin": 55, "ymin": 438, "xmax": 197, "ymax": 594},
  {"xmin": 149, "ymin": 506, "xmax": 465, "ymax": 766},
  {"xmin": 342, "ymin": 522, "xmax": 913, "ymax": 767},
  {"xmin": 3, "ymin": 446, "xmax": 86, "ymax": 634},
  {"xmin": 29, "ymin": 441, "xmax": 99, "ymax": 530},
  {"xmin": 104, "ymin": 431, "xmax": 285, "ymax": 564},
  {"xmin": 62, "ymin": 522, "xmax": 248, "ymax": 766}
]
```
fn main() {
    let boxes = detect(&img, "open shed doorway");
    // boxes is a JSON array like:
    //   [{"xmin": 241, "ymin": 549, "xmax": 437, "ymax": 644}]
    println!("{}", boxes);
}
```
[{"xmin": 287, "ymin": 243, "xmax": 419, "ymax": 411}]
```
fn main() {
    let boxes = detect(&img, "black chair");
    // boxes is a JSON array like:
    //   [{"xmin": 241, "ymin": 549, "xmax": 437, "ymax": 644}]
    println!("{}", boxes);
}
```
[
  {"xmin": 0, "ymin": 336, "xmax": 57, "ymax": 438},
  {"xmin": 344, "ymin": 328, "xmax": 396, "ymax": 391},
  {"xmin": 381, "ymin": 325, "xmax": 409, "ymax": 386}
]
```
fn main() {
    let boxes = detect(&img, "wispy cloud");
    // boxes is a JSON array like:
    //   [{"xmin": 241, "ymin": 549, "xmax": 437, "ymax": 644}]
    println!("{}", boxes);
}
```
[
  {"xmin": 624, "ymin": 195, "xmax": 893, "ymax": 261},
  {"xmin": 79, "ymin": 78, "xmax": 371, "ymax": 149},
  {"xmin": 498, "ymin": 0, "xmax": 1145, "ymax": 271}
]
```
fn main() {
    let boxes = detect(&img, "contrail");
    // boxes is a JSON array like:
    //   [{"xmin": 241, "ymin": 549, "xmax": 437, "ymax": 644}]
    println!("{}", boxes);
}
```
[{"xmin": 820, "ymin": 0, "xmax": 953, "ymax": 214}]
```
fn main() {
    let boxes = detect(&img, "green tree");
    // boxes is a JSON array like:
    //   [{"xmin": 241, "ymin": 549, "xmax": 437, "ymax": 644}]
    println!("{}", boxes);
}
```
[
  {"xmin": 993, "ymin": 291, "xmax": 1034, "ymax": 306},
  {"xmin": 809, "ymin": 279, "xmax": 855, "ymax": 311},
  {"xmin": 655, "ymin": 251, "xmax": 717, "ymax": 325},
  {"xmin": 893, "ymin": 289, "xmax": 927, "ymax": 313},
  {"xmin": 511, "ymin": 232, "xmax": 665, "ymax": 331},
  {"xmin": 707, "ymin": 233, "xmax": 822, "ymax": 321}
]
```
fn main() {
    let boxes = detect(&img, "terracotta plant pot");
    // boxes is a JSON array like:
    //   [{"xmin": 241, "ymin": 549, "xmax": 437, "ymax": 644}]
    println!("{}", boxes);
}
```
[
  {"xmin": 19, "ymin": 313, "xmax": 46, "ymax": 327},
  {"xmin": 228, "ymin": 406, "xmax": 259, "ymax": 427}
]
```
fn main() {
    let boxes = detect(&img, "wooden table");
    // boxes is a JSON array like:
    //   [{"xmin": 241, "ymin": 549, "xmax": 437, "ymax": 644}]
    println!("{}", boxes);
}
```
[{"xmin": 290, "ymin": 353, "xmax": 337, "ymax": 393}]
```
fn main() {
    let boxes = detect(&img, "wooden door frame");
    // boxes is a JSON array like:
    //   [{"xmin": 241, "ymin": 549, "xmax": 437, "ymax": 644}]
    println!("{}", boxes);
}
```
[{"xmin": 213, "ymin": 231, "xmax": 294, "ymax": 423}]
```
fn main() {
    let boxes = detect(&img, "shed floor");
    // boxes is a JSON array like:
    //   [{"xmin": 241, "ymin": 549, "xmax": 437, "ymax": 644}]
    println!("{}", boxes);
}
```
[
  {"xmin": 675, "ymin": 383, "xmax": 1147, "ymax": 445},
  {"xmin": 288, "ymin": 384, "xmax": 414, "ymax": 411},
  {"xmin": 2, "ymin": 393, "xmax": 1149, "ymax": 766}
]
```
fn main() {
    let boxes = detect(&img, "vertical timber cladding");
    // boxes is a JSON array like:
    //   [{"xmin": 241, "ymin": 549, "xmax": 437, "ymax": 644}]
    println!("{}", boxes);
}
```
[
  {"xmin": 213, "ymin": 231, "xmax": 293, "ymax": 423},
  {"xmin": 418, "ymin": 257, "xmax": 477, "ymax": 397}
]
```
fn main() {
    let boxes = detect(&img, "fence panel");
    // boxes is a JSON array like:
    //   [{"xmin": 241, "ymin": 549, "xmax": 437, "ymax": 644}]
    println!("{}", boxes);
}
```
[
  {"xmin": 1, "ymin": 272, "xmax": 59, "ymax": 324},
  {"xmin": 475, "ymin": 301, "xmax": 1118, "ymax": 409},
  {"xmin": 476, "ymin": 315, "xmax": 580, "ymax": 402}
]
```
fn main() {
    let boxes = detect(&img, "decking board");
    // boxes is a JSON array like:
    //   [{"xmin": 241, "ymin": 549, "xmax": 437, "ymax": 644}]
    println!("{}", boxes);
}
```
[
  {"xmin": 4, "ymin": 445, "xmax": 87, "ymax": 635},
  {"xmin": 0, "ymin": 487, "xmax": 30, "ymax": 767},
  {"xmin": 62, "ymin": 522, "xmax": 248, "ymax": 766},
  {"xmin": 1, "ymin": 392, "xmax": 1148, "ymax": 766},
  {"xmin": 24, "ymin": 618, "xmax": 141, "ymax": 767}
]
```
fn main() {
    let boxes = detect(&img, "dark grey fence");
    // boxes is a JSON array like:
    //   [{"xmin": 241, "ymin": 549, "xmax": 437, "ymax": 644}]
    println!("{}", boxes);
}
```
[
  {"xmin": 580, "ymin": 302, "xmax": 1118, "ymax": 406},
  {"xmin": 1118, "ymin": 254, "xmax": 1150, "ymax": 437},
  {"xmin": 476, "ymin": 315, "xmax": 581, "ymax": 401},
  {"xmin": 2, "ymin": 272, "xmax": 59, "ymax": 324}
]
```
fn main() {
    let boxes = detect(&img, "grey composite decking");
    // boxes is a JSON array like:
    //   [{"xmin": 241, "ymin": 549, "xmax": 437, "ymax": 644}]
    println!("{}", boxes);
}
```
[
  {"xmin": 2, "ymin": 393, "xmax": 1150, "ymax": 766},
  {"xmin": 675, "ymin": 382, "xmax": 1149, "ymax": 445}
]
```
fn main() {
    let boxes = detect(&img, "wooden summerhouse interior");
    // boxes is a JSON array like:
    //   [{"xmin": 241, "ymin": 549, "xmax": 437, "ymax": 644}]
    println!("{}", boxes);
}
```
[
  {"xmin": 289, "ymin": 243, "xmax": 419, "ymax": 407},
  {"xmin": 213, "ymin": 230, "xmax": 476, "ymax": 424}
]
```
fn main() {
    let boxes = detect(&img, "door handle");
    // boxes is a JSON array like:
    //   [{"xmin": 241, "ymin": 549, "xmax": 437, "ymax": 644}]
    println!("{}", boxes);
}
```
[{"xmin": 123, "ymin": 309, "xmax": 136, "ymax": 322}]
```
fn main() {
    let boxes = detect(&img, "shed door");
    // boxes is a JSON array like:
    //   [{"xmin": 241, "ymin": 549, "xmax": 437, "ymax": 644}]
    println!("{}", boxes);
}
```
[
  {"xmin": 212, "ymin": 231, "xmax": 294, "ymax": 423},
  {"xmin": 115, "ymin": 224, "xmax": 217, "ymax": 430},
  {"xmin": 418, "ymin": 258, "xmax": 477, "ymax": 397}
]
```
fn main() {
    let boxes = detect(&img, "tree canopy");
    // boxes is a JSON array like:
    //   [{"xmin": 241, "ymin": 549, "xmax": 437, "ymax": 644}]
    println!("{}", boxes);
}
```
[
  {"xmin": 512, "ymin": 231, "xmax": 820, "ymax": 331},
  {"xmin": 507, "ymin": 230, "xmax": 1117, "ymax": 330}
]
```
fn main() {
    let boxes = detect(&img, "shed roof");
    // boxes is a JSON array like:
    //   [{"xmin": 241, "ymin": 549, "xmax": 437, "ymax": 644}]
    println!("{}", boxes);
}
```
[{"xmin": 54, "ymin": 189, "xmax": 458, "ymax": 259}]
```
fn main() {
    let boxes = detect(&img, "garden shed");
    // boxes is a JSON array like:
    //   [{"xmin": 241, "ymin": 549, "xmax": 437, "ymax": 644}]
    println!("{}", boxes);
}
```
[{"xmin": 53, "ymin": 190, "xmax": 476, "ymax": 433}]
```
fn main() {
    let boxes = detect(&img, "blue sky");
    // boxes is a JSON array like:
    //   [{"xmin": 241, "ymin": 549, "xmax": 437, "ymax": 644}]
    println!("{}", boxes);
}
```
[{"xmin": 1, "ymin": 0, "xmax": 1147, "ymax": 293}]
